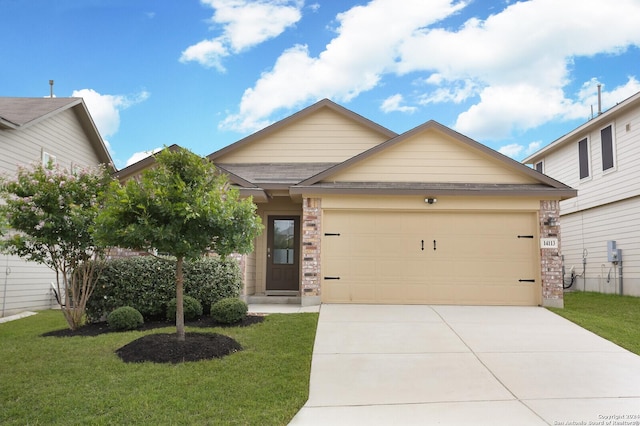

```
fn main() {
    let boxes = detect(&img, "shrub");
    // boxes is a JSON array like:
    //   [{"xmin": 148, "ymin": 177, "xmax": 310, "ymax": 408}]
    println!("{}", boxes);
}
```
[
  {"xmin": 184, "ymin": 258, "xmax": 243, "ymax": 315},
  {"xmin": 107, "ymin": 306, "xmax": 144, "ymax": 331},
  {"xmin": 166, "ymin": 295, "xmax": 203, "ymax": 321},
  {"xmin": 86, "ymin": 256, "xmax": 242, "ymax": 321},
  {"xmin": 211, "ymin": 298, "xmax": 248, "ymax": 324}
]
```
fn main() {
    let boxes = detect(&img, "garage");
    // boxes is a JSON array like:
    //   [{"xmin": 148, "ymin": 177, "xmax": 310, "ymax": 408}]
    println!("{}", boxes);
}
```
[{"xmin": 322, "ymin": 210, "xmax": 540, "ymax": 305}]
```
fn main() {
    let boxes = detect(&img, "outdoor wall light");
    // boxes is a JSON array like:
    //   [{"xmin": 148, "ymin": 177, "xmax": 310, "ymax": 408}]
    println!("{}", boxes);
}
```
[
  {"xmin": 425, "ymin": 198, "xmax": 437, "ymax": 205},
  {"xmin": 544, "ymin": 217, "xmax": 557, "ymax": 226}
]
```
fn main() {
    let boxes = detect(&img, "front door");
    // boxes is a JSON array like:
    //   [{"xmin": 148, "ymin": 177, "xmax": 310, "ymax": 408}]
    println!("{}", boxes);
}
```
[{"xmin": 266, "ymin": 216, "xmax": 300, "ymax": 293}]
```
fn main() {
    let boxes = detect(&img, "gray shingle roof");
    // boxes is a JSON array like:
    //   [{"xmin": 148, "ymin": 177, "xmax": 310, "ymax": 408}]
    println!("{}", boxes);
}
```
[
  {"xmin": 0, "ymin": 97, "xmax": 80, "ymax": 128},
  {"xmin": 215, "ymin": 163, "xmax": 338, "ymax": 184}
]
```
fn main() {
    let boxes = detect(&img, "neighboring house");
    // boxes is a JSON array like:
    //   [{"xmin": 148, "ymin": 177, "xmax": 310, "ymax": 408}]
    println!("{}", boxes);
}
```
[
  {"xmin": 524, "ymin": 91, "xmax": 640, "ymax": 297},
  {"xmin": 0, "ymin": 97, "xmax": 112, "ymax": 317},
  {"xmin": 203, "ymin": 99, "xmax": 575, "ymax": 307}
]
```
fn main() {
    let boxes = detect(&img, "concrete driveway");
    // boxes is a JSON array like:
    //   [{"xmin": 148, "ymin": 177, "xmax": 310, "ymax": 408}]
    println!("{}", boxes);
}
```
[{"xmin": 290, "ymin": 304, "xmax": 640, "ymax": 425}]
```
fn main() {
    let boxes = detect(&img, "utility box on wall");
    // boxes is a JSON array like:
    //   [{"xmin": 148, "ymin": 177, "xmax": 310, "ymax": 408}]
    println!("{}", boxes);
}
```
[{"xmin": 607, "ymin": 241, "xmax": 622, "ymax": 263}]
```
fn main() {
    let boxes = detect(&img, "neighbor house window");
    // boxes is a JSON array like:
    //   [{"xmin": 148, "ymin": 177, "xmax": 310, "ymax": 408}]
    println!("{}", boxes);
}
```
[
  {"xmin": 578, "ymin": 138, "xmax": 589, "ymax": 179},
  {"xmin": 535, "ymin": 161, "xmax": 544, "ymax": 173},
  {"xmin": 601, "ymin": 124, "xmax": 615, "ymax": 171},
  {"xmin": 41, "ymin": 150, "xmax": 56, "ymax": 167}
]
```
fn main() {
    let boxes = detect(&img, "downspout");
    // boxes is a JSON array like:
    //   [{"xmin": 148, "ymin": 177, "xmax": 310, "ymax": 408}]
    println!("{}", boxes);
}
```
[
  {"xmin": 618, "ymin": 259, "xmax": 623, "ymax": 296},
  {"xmin": 2, "ymin": 256, "xmax": 10, "ymax": 317}
]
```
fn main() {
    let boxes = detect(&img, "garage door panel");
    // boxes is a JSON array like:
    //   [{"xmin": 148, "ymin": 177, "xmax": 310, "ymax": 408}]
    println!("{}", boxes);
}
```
[{"xmin": 322, "ymin": 210, "xmax": 539, "ymax": 305}]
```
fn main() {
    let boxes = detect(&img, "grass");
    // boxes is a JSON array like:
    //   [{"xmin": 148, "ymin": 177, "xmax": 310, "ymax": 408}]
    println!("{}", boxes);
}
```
[
  {"xmin": 0, "ymin": 310, "xmax": 318, "ymax": 425},
  {"xmin": 548, "ymin": 291, "xmax": 640, "ymax": 355}
]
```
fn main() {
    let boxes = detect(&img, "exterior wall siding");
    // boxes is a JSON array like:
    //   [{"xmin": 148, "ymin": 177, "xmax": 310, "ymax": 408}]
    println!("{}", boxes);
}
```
[
  {"xmin": 535, "ymin": 103, "xmax": 640, "ymax": 297},
  {"xmin": 214, "ymin": 108, "xmax": 388, "ymax": 163},
  {"xmin": 0, "ymin": 108, "xmax": 104, "ymax": 317},
  {"xmin": 560, "ymin": 197, "xmax": 640, "ymax": 296},
  {"xmin": 330, "ymin": 129, "xmax": 538, "ymax": 184}
]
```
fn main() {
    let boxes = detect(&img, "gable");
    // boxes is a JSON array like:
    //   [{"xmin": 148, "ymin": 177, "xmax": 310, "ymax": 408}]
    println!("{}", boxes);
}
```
[
  {"xmin": 326, "ymin": 127, "xmax": 539, "ymax": 185},
  {"xmin": 213, "ymin": 105, "xmax": 393, "ymax": 164}
]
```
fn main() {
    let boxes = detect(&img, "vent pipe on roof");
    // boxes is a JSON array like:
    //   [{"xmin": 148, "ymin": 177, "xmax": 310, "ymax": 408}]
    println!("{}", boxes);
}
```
[
  {"xmin": 49, "ymin": 80, "xmax": 54, "ymax": 98},
  {"xmin": 597, "ymin": 84, "xmax": 602, "ymax": 115}
]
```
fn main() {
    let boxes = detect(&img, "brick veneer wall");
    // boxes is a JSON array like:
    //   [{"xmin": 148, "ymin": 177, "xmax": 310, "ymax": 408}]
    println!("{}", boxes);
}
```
[
  {"xmin": 540, "ymin": 200, "xmax": 563, "ymax": 308},
  {"xmin": 301, "ymin": 198, "xmax": 321, "ymax": 301}
]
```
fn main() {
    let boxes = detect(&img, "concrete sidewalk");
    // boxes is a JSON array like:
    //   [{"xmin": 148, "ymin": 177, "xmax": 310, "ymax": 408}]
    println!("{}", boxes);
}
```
[{"xmin": 290, "ymin": 304, "xmax": 640, "ymax": 425}]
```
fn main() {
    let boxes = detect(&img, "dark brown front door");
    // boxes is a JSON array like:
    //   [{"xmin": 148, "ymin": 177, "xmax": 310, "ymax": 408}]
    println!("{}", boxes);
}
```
[{"xmin": 266, "ymin": 216, "xmax": 300, "ymax": 293}]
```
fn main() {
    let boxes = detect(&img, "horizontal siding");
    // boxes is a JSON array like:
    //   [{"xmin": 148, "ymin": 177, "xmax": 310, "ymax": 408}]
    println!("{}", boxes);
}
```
[
  {"xmin": 215, "ymin": 108, "xmax": 388, "ymax": 163},
  {"xmin": 0, "ymin": 254, "xmax": 57, "ymax": 317},
  {"xmin": 0, "ymin": 108, "xmax": 102, "ymax": 175},
  {"xmin": 331, "ymin": 129, "xmax": 538, "ymax": 184},
  {"xmin": 0, "ymin": 108, "xmax": 103, "ymax": 316},
  {"xmin": 551, "ymin": 108, "xmax": 640, "ymax": 214},
  {"xmin": 560, "ymin": 196, "xmax": 640, "ymax": 296}
]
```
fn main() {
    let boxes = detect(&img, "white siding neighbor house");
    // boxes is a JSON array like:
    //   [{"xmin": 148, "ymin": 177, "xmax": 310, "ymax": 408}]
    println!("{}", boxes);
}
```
[
  {"xmin": 524, "ymin": 90, "xmax": 640, "ymax": 297},
  {"xmin": 0, "ymin": 97, "xmax": 112, "ymax": 317}
]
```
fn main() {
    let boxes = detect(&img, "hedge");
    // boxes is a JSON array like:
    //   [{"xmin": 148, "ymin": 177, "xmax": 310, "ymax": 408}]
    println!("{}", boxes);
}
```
[{"xmin": 86, "ymin": 256, "xmax": 242, "ymax": 321}]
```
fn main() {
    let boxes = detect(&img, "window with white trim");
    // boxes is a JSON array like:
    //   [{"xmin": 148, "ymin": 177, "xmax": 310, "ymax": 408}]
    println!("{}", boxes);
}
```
[
  {"xmin": 41, "ymin": 150, "xmax": 57, "ymax": 167},
  {"xmin": 534, "ymin": 161, "xmax": 544, "ymax": 173},
  {"xmin": 600, "ymin": 124, "xmax": 615, "ymax": 171},
  {"xmin": 578, "ymin": 138, "xmax": 589, "ymax": 179}
]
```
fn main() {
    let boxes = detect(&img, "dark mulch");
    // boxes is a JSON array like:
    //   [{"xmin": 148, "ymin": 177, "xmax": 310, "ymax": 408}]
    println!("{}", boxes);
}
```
[
  {"xmin": 41, "ymin": 315, "xmax": 265, "ymax": 364},
  {"xmin": 115, "ymin": 332, "xmax": 243, "ymax": 364}
]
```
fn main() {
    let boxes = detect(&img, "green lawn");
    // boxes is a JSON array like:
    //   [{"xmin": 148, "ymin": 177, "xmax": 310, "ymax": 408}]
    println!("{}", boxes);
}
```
[
  {"xmin": 548, "ymin": 291, "xmax": 640, "ymax": 355},
  {"xmin": 0, "ymin": 310, "xmax": 318, "ymax": 425}
]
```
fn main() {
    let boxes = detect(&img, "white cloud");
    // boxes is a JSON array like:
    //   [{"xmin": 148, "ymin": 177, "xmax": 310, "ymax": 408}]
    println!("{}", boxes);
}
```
[
  {"xmin": 221, "ymin": 0, "xmax": 465, "ymax": 131},
  {"xmin": 380, "ymin": 94, "xmax": 417, "ymax": 113},
  {"xmin": 72, "ymin": 88, "xmax": 149, "ymax": 139},
  {"xmin": 221, "ymin": 0, "xmax": 640, "ymax": 138},
  {"xmin": 498, "ymin": 140, "xmax": 542, "ymax": 160},
  {"xmin": 125, "ymin": 147, "xmax": 163, "ymax": 167},
  {"xmin": 180, "ymin": 0, "xmax": 303, "ymax": 71}
]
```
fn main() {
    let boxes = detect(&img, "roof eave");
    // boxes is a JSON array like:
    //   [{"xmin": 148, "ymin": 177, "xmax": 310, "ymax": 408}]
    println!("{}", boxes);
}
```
[{"xmin": 290, "ymin": 185, "xmax": 577, "ymax": 200}]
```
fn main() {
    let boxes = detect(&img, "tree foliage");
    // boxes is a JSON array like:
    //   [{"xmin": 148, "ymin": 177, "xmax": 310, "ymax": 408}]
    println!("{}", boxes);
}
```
[
  {"xmin": 94, "ymin": 147, "xmax": 262, "ymax": 340},
  {"xmin": 0, "ymin": 163, "xmax": 113, "ymax": 330}
]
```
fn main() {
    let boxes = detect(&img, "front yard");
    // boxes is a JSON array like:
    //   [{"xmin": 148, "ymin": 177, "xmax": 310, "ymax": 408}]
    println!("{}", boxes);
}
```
[
  {"xmin": 548, "ymin": 291, "xmax": 640, "ymax": 355},
  {"xmin": 0, "ymin": 310, "xmax": 318, "ymax": 425}
]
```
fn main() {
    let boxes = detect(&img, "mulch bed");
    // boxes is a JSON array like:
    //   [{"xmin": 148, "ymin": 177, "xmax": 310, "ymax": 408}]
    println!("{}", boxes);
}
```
[{"xmin": 41, "ymin": 315, "xmax": 265, "ymax": 364}]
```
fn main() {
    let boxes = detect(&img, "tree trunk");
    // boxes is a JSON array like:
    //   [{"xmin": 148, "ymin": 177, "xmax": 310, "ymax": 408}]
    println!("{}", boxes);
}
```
[{"xmin": 176, "ymin": 256, "xmax": 185, "ymax": 342}]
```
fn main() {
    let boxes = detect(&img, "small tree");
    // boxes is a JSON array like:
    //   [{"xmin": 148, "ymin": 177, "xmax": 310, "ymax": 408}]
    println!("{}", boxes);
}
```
[
  {"xmin": 94, "ymin": 147, "xmax": 262, "ymax": 341},
  {"xmin": 0, "ymin": 163, "xmax": 113, "ymax": 330}
]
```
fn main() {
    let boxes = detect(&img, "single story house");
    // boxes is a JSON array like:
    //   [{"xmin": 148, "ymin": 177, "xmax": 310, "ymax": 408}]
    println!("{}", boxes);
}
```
[{"xmin": 205, "ymin": 99, "xmax": 576, "ymax": 307}]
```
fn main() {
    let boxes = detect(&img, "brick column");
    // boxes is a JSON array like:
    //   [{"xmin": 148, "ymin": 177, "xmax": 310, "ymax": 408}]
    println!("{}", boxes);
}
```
[
  {"xmin": 540, "ymin": 200, "xmax": 563, "ymax": 308},
  {"xmin": 301, "ymin": 197, "xmax": 321, "ymax": 306}
]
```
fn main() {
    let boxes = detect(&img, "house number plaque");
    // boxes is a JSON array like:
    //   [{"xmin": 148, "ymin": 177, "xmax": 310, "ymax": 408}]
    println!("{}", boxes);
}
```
[{"xmin": 540, "ymin": 238, "xmax": 558, "ymax": 249}]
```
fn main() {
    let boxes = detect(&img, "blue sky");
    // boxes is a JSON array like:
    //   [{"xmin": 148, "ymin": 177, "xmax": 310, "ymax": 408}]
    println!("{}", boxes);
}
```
[{"xmin": 2, "ymin": 0, "xmax": 640, "ymax": 170}]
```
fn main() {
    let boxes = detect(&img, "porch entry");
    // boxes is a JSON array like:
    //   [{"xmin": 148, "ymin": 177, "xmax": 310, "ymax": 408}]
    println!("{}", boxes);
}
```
[{"xmin": 266, "ymin": 216, "xmax": 300, "ymax": 294}]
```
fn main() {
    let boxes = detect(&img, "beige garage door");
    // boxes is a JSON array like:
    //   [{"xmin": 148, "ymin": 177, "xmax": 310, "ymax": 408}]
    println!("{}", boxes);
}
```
[{"xmin": 322, "ymin": 210, "xmax": 540, "ymax": 305}]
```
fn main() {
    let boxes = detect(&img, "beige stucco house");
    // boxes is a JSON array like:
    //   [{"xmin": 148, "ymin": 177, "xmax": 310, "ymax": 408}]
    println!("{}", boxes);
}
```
[
  {"xmin": 0, "ymin": 97, "xmax": 112, "ymax": 317},
  {"xmin": 206, "ymin": 99, "xmax": 576, "ymax": 308}
]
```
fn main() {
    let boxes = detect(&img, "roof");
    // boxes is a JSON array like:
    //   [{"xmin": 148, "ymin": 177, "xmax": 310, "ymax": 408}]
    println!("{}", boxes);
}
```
[
  {"xmin": 523, "ymin": 90, "xmax": 640, "ymax": 163},
  {"xmin": 207, "ymin": 98, "xmax": 398, "ymax": 161},
  {"xmin": 215, "ymin": 163, "xmax": 338, "ymax": 189},
  {"xmin": 0, "ymin": 97, "xmax": 80, "ymax": 128},
  {"xmin": 0, "ymin": 97, "xmax": 114, "ymax": 168},
  {"xmin": 113, "ymin": 144, "xmax": 183, "ymax": 181}
]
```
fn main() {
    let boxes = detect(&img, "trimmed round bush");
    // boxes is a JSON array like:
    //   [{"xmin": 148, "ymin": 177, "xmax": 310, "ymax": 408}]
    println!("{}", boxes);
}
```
[
  {"xmin": 210, "ymin": 298, "xmax": 248, "ymax": 324},
  {"xmin": 107, "ymin": 306, "xmax": 144, "ymax": 331},
  {"xmin": 166, "ymin": 295, "xmax": 203, "ymax": 321}
]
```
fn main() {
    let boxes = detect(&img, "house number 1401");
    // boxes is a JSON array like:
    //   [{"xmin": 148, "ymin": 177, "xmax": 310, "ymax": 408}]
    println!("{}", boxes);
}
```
[{"xmin": 540, "ymin": 238, "xmax": 558, "ymax": 249}]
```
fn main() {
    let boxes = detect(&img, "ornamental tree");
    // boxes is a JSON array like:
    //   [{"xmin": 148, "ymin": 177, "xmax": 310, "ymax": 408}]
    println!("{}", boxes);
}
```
[
  {"xmin": 93, "ymin": 147, "xmax": 262, "ymax": 341},
  {"xmin": 0, "ymin": 163, "xmax": 114, "ymax": 330}
]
